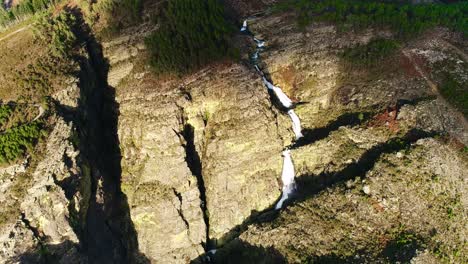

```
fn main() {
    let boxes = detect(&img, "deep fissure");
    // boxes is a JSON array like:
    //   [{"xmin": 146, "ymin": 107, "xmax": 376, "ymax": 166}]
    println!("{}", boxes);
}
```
[
  {"xmin": 175, "ymin": 118, "xmax": 211, "ymax": 251},
  {"xmin": 68, "ymin": 8, "xmax": 143, "ymax": 263},
  {"xmin": 172, "ymin": 188, "xmax": 190, "ymax": 230},
  {"xmin": 20, "ymin": 213, "xmax": 43, "ymax": 243}
]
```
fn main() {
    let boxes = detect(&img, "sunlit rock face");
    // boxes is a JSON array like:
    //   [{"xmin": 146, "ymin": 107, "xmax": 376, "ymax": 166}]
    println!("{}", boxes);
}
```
[
  {"xmin": 108, "ymin": 4, "xmax": 467, "ymax": 263},
  {"xmin": 108, "ymin": 22, "xmax": 292, "ymax": 258}
]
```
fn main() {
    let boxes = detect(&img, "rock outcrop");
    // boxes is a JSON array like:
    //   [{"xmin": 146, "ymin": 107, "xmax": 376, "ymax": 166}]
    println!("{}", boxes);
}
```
[{"xmin": 0, "ymin": 77, "xmax": 87, "ymax": 264}]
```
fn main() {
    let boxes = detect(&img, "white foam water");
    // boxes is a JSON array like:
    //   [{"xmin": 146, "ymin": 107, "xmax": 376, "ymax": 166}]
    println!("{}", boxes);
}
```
[
  {"xmin": 288, "ymin": 110, "xmax": 303, "ymax": 140},
  {"xmin": 254, "ymin": 65, "xmax": 262, "ymax": 73},
  {"xmin": 254, "ymin": 37, "xmax": 265, "ymax": 48},
  {"xmin": 262, "ymin": 77, "xmax": 293, "ymax": 108},
  {"xmin": 240, "ymin": 20, "xmax": 248, "ymax": 32},
  {"xmin": 251, "ymin": 50, "xmax": 259, "ymax": 60},
  {"xmin": 240, "ymin": 18, "xmax": 303, "ymax": 212},
  {"xmin": 275, "ymin": 150, "xmax": 296, "ymax": 210}
]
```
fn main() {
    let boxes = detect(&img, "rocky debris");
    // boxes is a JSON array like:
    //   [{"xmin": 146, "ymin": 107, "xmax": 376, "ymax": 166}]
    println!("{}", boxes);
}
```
[
  {"xmin": 0, "ymin": 159, "xmax": 27, "ymax": 177},
  {"xmin": 362, "ymin": 185, "xmax": 370, "ymax": 195},
  {"xmin": 0, "ymin": 220, "xmax": 38, "ymax": 263},
  {"xmin": 108, "ymin": 62, "xmax": 134, "ymax": 87},
  {"xmin": 20, "ymin": 117, "xmax": 82, "ymax": 245},
  {"xmin": 398, "ymin": 98, "xmax": 468, "ymax": 145},
  {"xmin": 52, "ymin": 77, "xmax": 81, "ymax": 109}
]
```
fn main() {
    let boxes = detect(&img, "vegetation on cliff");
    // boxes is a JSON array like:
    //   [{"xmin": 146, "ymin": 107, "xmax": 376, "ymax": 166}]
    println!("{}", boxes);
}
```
[
  {"xmin": 34, "ymin": 11, "xmax": 78, "ymax": 58},
  {"xmin": 89, "ymin": 0, "xmax": 143, "ymax": 22},
  {"xmin": 342, "ymin": 38, "xmax": 400, "ymax": 66},
  {"xmin": 274, "ymin": 0, "xmax": 468, "ymax": 36},
  {"xmin": 0, "ymin": 120, "xmax": 44, "ymax": 164},
  {"xmin": 0, "ymin": 104, "xmax": 14, "ymax": 128},
  {"xmin": 145, "ymin": 0, "xmax": 236, "ymax": 73},
  {"xmin": 0, "ymin": 10, "xmax": 80, "ymax": 165},
  {"xmin": 439, "ymin": 73, "xmax": 468, "ymax": 117},
  {"xmin": 0, "ymin": 0, "xmax": 59, "ymax": 28}
]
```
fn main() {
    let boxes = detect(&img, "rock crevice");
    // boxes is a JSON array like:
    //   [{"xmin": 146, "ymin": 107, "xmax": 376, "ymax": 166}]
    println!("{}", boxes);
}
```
[{"xmin": 174, "ymin": 109, "xmax": 211, "ymax": 251}]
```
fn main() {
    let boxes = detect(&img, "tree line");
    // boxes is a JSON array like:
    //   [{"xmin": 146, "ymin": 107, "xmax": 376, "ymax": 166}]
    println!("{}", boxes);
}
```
[
  {"xmin": 0, "ymin": 0, "xmax": 58, "ymax": 28},
  {"xmin": 145, "ymin": 0, "xmax": 236, "ymax": 73},
  {"xmin": 274, "ymin": 0, "xmax": 468, "ymax": 37}
]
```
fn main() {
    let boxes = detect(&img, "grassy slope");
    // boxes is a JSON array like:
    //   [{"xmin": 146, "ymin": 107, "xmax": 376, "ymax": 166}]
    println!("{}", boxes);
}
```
[{"xmin": 0, "ymin": 25, "xmax": 43, "ymax": 101}]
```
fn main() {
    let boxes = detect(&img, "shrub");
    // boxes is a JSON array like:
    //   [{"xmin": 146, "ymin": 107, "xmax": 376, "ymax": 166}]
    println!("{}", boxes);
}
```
[
  {"xmin": 34, "ymin": 11, "xmax": 78, "ymax": 58},
  {"xmin": 84, "ymin": 0, "xmax": 143, "ymax": 36},
  {"xmin": 439, "ymin": 74, "xmax": 468, "ymax": 117},
  {"xmin": 0, "ymin": 121, "xmax": 44, "ymax": 164},
  {"xmin": 274, "ymin": 0, "xmax": 468, "ymax": 37},
  {"xmin": 0, "ymin": 104, "xmax": 14, "ymax": 128},
  {"xmin": 145, "ymin": 0, "xmax": 236, "ymax": 73},
  {"xmin": 342, "ymin": 38, "xmax": 400, "ymax": 65}
]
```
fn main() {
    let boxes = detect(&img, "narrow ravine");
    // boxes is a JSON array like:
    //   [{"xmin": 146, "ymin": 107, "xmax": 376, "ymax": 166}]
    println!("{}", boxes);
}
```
[
  {"xmin": 241, "ymin": 19, "xmax": 302, "ymax": 210},
  {"xmin": 70, "ymin": 9, "xmax": 145, "ymax": 263},
  {"xmin": 201, "ymin": 18, "xmax": 304, "ymax": 261},
  {"xmin": 241, "ymin": 20, "xmax": 303, "ymax": 210}
]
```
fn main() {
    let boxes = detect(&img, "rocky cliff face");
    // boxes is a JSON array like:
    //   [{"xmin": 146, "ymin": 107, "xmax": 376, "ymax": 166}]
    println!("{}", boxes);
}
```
[
  {"xmin": 0, "ymin": 74, "xmax": 87, "ymax": 263},
  {"xmin": 100, "ymin": 7, "xmax": 468, "ymax": 263},
  {"xmin": 0, "ymin": 2, "xmax": 467, "ymax": 264},
  {"xmin": 104, "ymin": 22, "xmax": 292, "ymax": 261},
  {"xmin": 210, "ymin": 12, "xmax": 468, "ymax": 264}
]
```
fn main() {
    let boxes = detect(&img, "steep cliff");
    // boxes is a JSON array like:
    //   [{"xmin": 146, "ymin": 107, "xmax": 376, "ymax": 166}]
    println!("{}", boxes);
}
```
[{"xmin": 0, "ymin": 1, "xmax": 466, "ymax": 263}]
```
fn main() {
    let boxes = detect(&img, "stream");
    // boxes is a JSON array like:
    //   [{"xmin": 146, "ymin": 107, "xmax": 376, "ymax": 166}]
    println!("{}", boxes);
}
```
[
  {"xmin": 242, "ymin": 19, "xmax": 302, "ymax": 210},
  {"xmin": 204, "ymin": 18, "xmax": 303, "ymax": 261}
]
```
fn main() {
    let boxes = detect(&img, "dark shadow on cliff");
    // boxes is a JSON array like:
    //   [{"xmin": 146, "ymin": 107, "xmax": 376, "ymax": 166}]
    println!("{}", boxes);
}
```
[
  {"xmin": 290, "ymin": 96, "xmax": 436, "ymax": 149},
  {"xmin": 174, "ymin": 123, "xmax": 211, "ymax": 250},
  {"xmin": 291, "ymin": 111, "xmax": 373, "ymax": 149},
  {"xmin": 6, "ymin": 240, "xmax": 85, "ymax": 264},
  {"xmin": 62, "ymin": 7, "xmax": 150, "ymax": 264},
  {"xmin": 293, "ymin": 129, "xmax": 437, "ymax": 203},
  {"xmin": 191, "ymin": 239, "xmax": 286, "ymax": 264}
]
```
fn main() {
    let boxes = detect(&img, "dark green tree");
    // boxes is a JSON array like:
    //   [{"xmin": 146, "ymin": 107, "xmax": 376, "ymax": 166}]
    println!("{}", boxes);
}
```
[{"xmin": 145, "ymin": 0, "xmax": 236, "ymax": 73}]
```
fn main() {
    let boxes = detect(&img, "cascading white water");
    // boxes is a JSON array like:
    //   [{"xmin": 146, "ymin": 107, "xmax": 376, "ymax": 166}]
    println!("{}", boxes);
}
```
[
  {"xmin": 275, "ymin": 150, "xmax": 296, "ymax": 209},
  {"xmin": 254, "ymin": 65, "xmax": 262, "ymax": 73},
  {"xmin": 288, "ymin": 109, "xmax": 303, "ymax": 140},
  {"xmin": 262, "ymin": 77, "xmax": 293, "ymax": 109},
  {"xmin": 241, "ymin": 20, "xmax": 248, "ymax": 32},
  {"xmin": 240, "ymin": 18, "xmax": 301, "ymax": 211},
  {"xmin": 251, "ymin": 50, "xmax": 259, "ymax": 60},
  {"xmin": 254, "ymin": 37, "xmax": 265, "ymax": 48}
]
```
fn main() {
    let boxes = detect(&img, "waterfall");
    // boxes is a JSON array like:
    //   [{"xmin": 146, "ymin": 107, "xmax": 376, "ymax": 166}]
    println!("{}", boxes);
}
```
[
  {"xmin": 275, "ymin": 150, "xmax": 296, "ymax": 209},
  {"xmin": 262, "ymin": 77, "xmax": 293, "ymax": 108},
  {"xmin": 254, "ymin": 65, "xmax": 262, "ymax": 74},
  {"xmin": 288, "ymin": 110, "xmax": 303, "ymax": 140},
  {"xmin": 254, "ymin": 37, "xmax": 265, "ymax": 48},
  {"xmin": 251, "ymin": 50, "xmax": 259, "ymax": 61},
  {"xmin": 239, "ymin": 19, "xmax": 301, "ymax": 211},
  {"xmin": 241, "ymin": 20, "xmax": 248, "ymax": 32}
]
